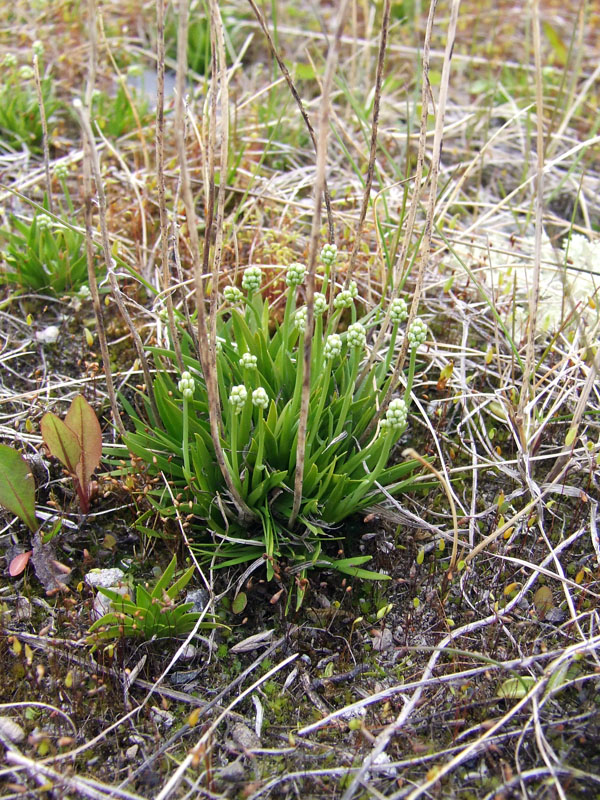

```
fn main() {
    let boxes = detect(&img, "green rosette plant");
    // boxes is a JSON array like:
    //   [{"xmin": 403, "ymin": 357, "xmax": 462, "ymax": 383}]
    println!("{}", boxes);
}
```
[
  {"xmin": 1, "ymin": 209, "xmax": 88, "ymax": 294},
  {"xmin": 0, "ymin": 50, "xmax": 60, "ymax": 154},
  {"xmin": 88, "ymin": 556, "xmax": 222, "ymax": 647},
  {"xmin": 121, "ymin": 249, "xmax": 426, "ymax": 606}
]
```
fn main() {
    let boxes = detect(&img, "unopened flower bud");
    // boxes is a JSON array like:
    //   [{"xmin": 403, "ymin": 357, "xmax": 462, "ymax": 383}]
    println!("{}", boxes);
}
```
[
  {"xmin": 390, "ymin": 297, "xmax": 408, "ymax": 324},
  {"xmin": 407, "ymin": 318, "xmax": 427, "ymax": 347},
  {"xmin": 229, "ymin": 384, "xmax": 248, "ymax": 413},
  {"xmin": 241, "ymin": 266, "xmax": 262, "ymax": 293},
  {"xmin": 286, "ymin": 262, "xmax": 306, "ymax": 287},
  {"xmin": 320, "ymin": 243, "xmax": 338, "ymax": 267},
  {"xmin": 347, "ymin": 322, "xmax": 366, "ymax": 349},
  {"xmin": 323, "ymin": 333, "xmax": 342, "ymax": 359},
  {"xmin": 224, "ymin": 285, "xmax": 243, "ymax": 304},
  {"xmin": 252, "ymin": 387, "xmax": 269, "ymax": 409}
]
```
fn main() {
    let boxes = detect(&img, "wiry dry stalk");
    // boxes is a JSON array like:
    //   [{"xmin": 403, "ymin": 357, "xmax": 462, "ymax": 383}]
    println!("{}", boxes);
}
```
[
  {"xmin": 360, "ymin": 0, "xmax": 448, "ymax": 443},
  {"xmin": 32, "ymin": 53, "xmax": 53, "ymax": 215},
  {"xmin": 516, "ymin": 0, "xmax": 545, "ymax": 447},
  {"xmin": 155, "ymin": 0, "xmax": 183, "ymax": 372},
  {"xmin": 246, "ymin": 0, "xmax": 335, "ymax": 242},
  {"xmin": 289, "ymin": 0, "xmax": 351, "ymax": 529},
  {"xmin": 344, "ymin": 0, "xmax": 391, "ymax": 286},
  {"xmin": 207, "ymin": 0, "xmax": 229, "ymax": 376},
  {"xmin": 77, "ymin": 0, "xmax": 123, "ymax": 437},
  {"xmin": 73, "ymin": 99, "xmax": 161, "ymax": 429},
  {"xmin": 174, "ymin": 0, "xmax": 254, "ymax": 522}
]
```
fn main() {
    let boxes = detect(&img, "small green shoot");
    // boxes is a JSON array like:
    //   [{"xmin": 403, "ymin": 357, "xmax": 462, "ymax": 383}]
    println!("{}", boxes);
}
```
[
  {"xmin": 0, "ymin": 51, "xmax": 60, "ymax": 153},
  {"xmin": 41, "ymin": 395, "xmax": 103, "ymax": 514},
  {"xmin": 88, "ymin": 555, "xmax": 222, "ymax": 645},
  {"xmin": 0, "ymin": 209, "xmax": 88, "ymax": 295}
]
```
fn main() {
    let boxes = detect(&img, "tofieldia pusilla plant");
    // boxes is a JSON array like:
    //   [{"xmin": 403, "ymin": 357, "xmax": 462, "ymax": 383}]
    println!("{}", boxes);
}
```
[{"xmin": 122, "ymin": 247, "xmax": 426, "ymax": 606}]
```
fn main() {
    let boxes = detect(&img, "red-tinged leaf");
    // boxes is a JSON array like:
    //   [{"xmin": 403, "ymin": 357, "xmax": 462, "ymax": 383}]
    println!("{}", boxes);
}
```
[
  {"xmin": 41, "ymin": 412, "xmax": 81, "ymax": 476},
  {"xmin": 9, "ymin": 550, "xmax": 32, "ymax": 577},
  {"xmin": 0, "ymin": 444, "xmax": 37, "ymax": 531},
  {"xmin": 64, "ymin": 395, "xmax": 102, "ymax": 487}
]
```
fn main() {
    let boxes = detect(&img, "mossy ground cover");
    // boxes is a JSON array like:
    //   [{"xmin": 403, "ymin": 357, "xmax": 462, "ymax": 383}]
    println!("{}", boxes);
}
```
[{"xmin": 1, "ymin": 1, "xmax": 599, "ymax": 798}]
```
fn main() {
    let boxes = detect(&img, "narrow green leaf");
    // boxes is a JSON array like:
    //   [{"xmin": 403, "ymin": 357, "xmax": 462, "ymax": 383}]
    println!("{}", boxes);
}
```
[
  {"xmin": 152, "ymin": 555, "xmax": 177, "ymax": 598},
  {"xmin": 166, "ymin": 564, "xmax": 196, "ymax": 600},
  {"xmin": 0, "ymin": 444, "xmax": 37, "ymax": 531}
]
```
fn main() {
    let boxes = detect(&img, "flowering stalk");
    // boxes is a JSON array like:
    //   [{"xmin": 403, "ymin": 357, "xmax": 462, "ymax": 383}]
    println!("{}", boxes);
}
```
[
  {"xmin": 404, "ymin": 318, "xmax": 427, "ymax": 404},
  {"xmin": 307, "ymin": 333, "xmax": 342, "ymax": 450},
  {"xmin": 251, "ymin": 387, "xmax": 269, "ymax": 492},
  {"xmin": 242, "ymin": 265, "xmax": 263, "ymax": 328},
  {"xmin": 381, "ymin": 297, "xmax": 408, "ymax": 382},
  {"xmin": 282, "ymin": 261, "xmax": 305, "ymax": 338},
  {"xmin": 333, "ymin": 323, "xmax": 366, "ymax": 440},
  {"xmin": 345, "ymin": 398, "xmax": 408, "ymax": 509},
  {"xmin": 228, "ymin": 384, "xmax": 248, "ymax": 483},
  {"xmin": 178, "ymin": 372, "xmax": 195, "ymax": 483}
]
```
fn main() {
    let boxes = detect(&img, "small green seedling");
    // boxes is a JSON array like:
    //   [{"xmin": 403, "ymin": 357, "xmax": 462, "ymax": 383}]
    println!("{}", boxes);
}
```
[
  {"xmin": 0, "ymin": 210, "xmax": 88, "ymax": 295},
  {"xmin": 41, "ymin": 395, "xmax": 103, "ymax": 514},
  {"xmin": 88, "ymin": 555, "xmax": 222, "ymax": 645},
  {"xmin": 0, "ymin": 51, "xmax": 60, "ymax": 153}
]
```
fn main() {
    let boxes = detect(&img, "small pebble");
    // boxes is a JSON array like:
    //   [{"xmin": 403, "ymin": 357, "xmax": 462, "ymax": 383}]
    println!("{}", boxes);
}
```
[
  {"xmin": 231, "ymin": 722, "xmax": 261, "ymax": 750},
  {"xmin": 0, "ymin": 717, "xmax": 25, "ymax": 743},
  {"xmin": 35, "ymin": 325, "xmax": 60, "ymax": 344},
  {"xmin": 150, "ymin": 707, "xmax": 174, "ymax": 729},
  {"xmin": 125, "ymin": 744, "xmax": 138, "ymax": 760},
  {"xmin": 84, "ymin": 568, "xmax": 125, "ymax": 589}
]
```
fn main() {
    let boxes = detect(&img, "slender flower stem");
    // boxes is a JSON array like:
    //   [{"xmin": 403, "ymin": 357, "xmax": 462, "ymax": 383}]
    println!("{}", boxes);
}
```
[
  {"xmin": 345, "ymin": 428, "xmax": 394, "ymax": 509},
  {"xmin": 229, "ymin": 404, "xmax": 239, "ymax": 481},
  {"xmin": 252, "ymin": 410, "xmax": 266, "ymax": 492},
  {"xmin": 333, "ymin": 347, "xmax": 361, "ymax": 439},
  {"xmin": 403, "ymin": 344, "xmax": 418, "ymax": 405},
  {"xmin": 182, "ymin": 395, "xmax": 191, "ymax": 484}
]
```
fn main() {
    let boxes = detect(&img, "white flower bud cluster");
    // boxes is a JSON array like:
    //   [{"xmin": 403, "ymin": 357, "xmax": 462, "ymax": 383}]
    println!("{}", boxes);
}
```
[
  {"xmin": 286, "ymin": 262, "xmax": 306, "ymax": 287},
  {"xmin": 381, "ymin": 398, "xmax": 408, "ymax": 431},
  {"xmin": 36, "ymin": 214, "xmax": 53, "ymax": 231},
  {"xmin": 241, "ymin": 266, "xmax": 262, "ymax": 292},
  {"xmin": 239, "ymin": 352, "xmax": 257, "ymax": 369},
  {"xmin": 19, "ymin": 65, "xmax": 34, "ymax": 80},
  {"xmin": 178, "ymin": 371, "xmax": 195, "ymax": 400},
  {"xmin": 347, "ymin": 322, "xmax": 366, "ymax": 349},
  {"xmin": 334, "ymin": 281, "xmax": 358, "ymax": 309},
  {"xmin": 2, "ymin": 54, "xmax": 17, "ymax": 68},
  {"xmin": 390, "ymin": 297, "xmax": 408, "ymax": 324},
  {"xmin": 54, "ymin": 163, "xmax": 69, "ymax": 180},
  {"xmin": 229, "ymin": 384, "xmax": 247, "ymax": 413},
  {"xmin": 294, "ymin": 306, "xmax": 307, "ymax": 333},
  {"xmin": 323, "ymin": 333, "xmax": 342, "ymax": 359},
  {"xmin": 407, "ymin": 318, "xmax": 427, "ymax": 347},
  {"xmin": 320, "ymin": 243, "xmax": 338, "ymax": 267},
  {"xmin": 32, "ymin": 40, "xmax": 44, "ymax": 57},
  {"xmin": 224, "ymin": 285, "xmax": 243, "ymax": 305},
  {"xmin": 313, "ymin": 292, "xmax": 327, "ymax": 315},
  {"xmin": 252, "ymin": 387, "xmax": 269, "ymax": 409}
]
